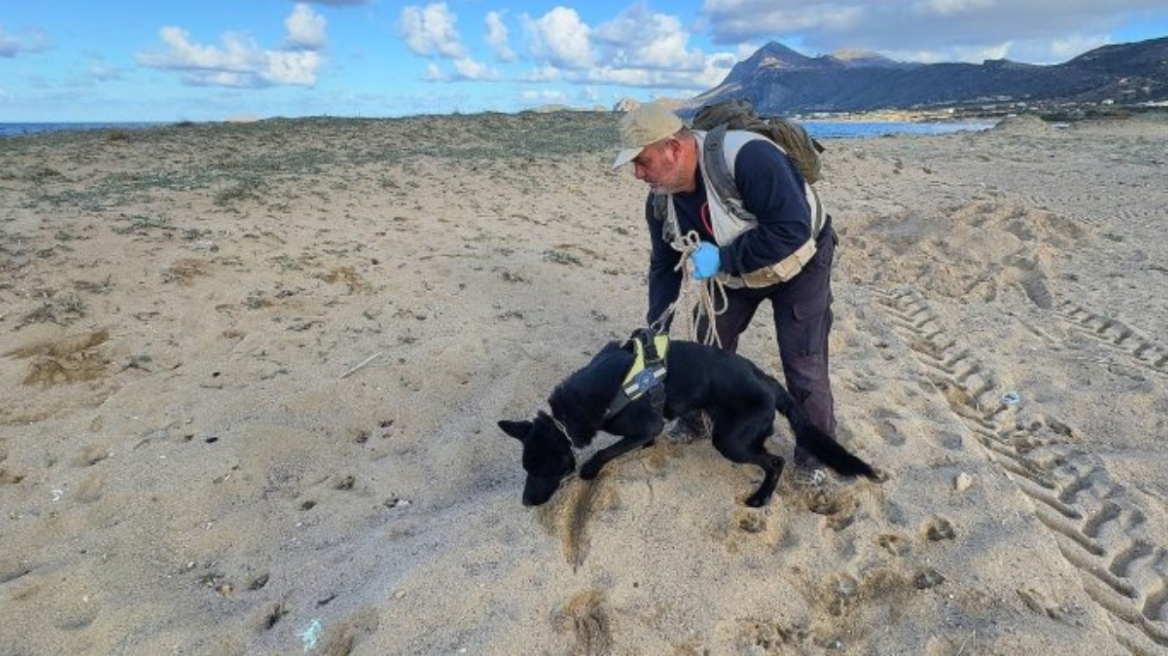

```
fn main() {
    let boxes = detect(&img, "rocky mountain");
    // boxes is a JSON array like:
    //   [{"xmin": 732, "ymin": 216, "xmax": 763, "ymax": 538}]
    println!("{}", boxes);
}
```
[{"xmin": 681, "ymin": 36, "xmax": 1168, "ymax": 116}]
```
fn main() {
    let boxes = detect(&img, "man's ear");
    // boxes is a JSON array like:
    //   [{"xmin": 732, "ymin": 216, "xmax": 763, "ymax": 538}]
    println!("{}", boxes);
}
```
[{"xmin": 497, "ymin": 419, "xmax": 531, "ymax": 441}]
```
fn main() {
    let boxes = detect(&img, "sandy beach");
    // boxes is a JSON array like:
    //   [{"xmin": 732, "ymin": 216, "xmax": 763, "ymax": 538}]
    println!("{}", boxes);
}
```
[{"xmin": 2, "ymin": 110, "xmax": 1168, "ymax": 655}]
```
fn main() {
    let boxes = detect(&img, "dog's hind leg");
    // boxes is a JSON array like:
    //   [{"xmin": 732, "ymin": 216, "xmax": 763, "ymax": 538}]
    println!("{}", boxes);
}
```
[
  {"xmin": 710, "ymin": 420, "xmax": 786, "ymax": 507},
  {"xmin": 743, "ymin": 452, "xmax": 785, "ymax": 507},
  {"xmin": 758, "ymin": 368, "xmax": 877, "ymax": 480},
  {"xmin": 579, "ymin": 433, "xmax": 656, "ymax": 480}
]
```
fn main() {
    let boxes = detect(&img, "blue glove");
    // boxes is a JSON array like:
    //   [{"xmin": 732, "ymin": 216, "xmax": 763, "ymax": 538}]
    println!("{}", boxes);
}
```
[{"xmin": 690, "ymin": 242, "xmax": 720, "ymax": 280}]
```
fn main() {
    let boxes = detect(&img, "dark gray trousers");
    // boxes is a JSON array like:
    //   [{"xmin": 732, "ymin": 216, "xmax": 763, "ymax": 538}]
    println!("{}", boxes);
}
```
[{"xmin": 698, "ymin": 218, "xmax": 838, "ymax": 439}]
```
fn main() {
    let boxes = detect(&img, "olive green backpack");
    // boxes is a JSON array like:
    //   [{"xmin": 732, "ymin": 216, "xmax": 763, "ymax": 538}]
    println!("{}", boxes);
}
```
[
  {"xmin": 692, "ymin": 98, "xmax": 824, "ymax": 185},
  {"xmin": 654, "ymin": 98, "xmax": 825, "ymax": 226}
]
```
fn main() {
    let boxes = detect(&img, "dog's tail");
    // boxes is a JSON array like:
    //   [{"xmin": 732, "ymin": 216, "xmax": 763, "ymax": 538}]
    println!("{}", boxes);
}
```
[{"xmin": 763, "ymin": 370, "xmax": 877, "ymax": 479}]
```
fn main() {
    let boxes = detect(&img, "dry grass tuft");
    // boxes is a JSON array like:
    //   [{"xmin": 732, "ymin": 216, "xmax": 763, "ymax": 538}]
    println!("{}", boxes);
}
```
[{"xmin": 17, "ymin": 292, "xmax": 86, "ymax": 328}]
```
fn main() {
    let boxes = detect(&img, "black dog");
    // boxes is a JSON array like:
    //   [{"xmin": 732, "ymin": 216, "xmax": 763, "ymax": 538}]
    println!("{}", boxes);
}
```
[{"xmin": 499, "ymin": 338, "xmax": 877, "ymax": 507}]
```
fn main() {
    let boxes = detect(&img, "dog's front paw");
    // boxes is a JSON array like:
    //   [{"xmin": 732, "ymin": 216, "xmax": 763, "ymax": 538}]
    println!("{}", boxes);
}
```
[
  {"xmin": 580, "ymin": 459, "xmax": 602, "ymax": 480},
  {"xmin": 744, "ymin": 491, "xmax": 770, "ymax": 508}
]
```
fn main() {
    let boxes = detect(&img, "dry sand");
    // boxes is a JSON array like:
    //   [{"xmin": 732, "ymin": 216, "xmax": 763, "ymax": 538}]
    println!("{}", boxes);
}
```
[{"xmin": 2, "ymin": 111, "xmax": 1167, "ymax": 655}]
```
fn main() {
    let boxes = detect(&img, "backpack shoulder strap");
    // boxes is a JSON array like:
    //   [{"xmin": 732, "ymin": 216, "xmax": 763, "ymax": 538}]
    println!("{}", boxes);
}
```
[
  {"xmin": 702, "ymin": 125, "xmax": 756, "ymax": 224},
  {"xmin": 702, "ymin": 125, "xmax": 738, "ymax": 208},
  {"xmin": 652, "ymin": 194, "xmax": 669, "ymax": 220}
]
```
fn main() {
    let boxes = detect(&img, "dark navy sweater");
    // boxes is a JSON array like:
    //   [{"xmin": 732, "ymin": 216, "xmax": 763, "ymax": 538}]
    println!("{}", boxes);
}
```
[{"xmin": 644, "ymin": 137, "xmax": 812, "ymax": 325}]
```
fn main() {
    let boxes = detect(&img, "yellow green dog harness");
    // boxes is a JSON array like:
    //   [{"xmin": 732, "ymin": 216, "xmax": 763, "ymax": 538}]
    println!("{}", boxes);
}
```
[{"xmin": 604, "ymin": 329, "xmax": 669, "ymax": 420}]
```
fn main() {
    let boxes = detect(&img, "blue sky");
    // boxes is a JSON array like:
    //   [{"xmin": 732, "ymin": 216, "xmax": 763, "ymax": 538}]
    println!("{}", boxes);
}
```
[{"xmin": 1, "ymin": 1, "xmax": 1166, "ymax": 122}]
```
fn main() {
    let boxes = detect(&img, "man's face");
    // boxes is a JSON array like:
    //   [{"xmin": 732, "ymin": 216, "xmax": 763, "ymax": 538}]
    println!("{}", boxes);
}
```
[{"xmin": 631, "ymin": 138, "xmax": 687, "ymax": 194}]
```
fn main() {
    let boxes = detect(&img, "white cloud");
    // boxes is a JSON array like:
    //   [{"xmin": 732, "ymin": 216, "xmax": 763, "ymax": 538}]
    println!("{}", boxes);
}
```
[
  {"xmin": 396, "ymin": 4, "xmax": 727, "ymax": 96},
  {"xmin": 89, "ymin": 63, "xmax": 123, "ymax": 82},
  {"xmin": 565, "ymin": 61, "xmax": 728, "ymax": 91},
  {"xmin": 702, "ymin": 3, "xmax": 865, "ymax": 44},
  {"xmin": 398, "ymin": 3, "xmax": 466, "ymax": 59},
  {"xmin": 592, "ymin": 4, "xmax": 706, "ymax": 71},
  {"xmin": 520, "ymin": 88, "xmax": 570, "ymax": 105},
  {"xmin": 140, "ymin": 28, "xmax": 256, "ymax": 71},
  {"xmin": 700, "ymin": 0, "xmax": 1168, "ymax": 64},
  {"xmin": 485, "ymin": 11, "xmax": 517, "ymax": 63},
  {"xmin": 0, "ymin": 24, "xmax": 50, "ymax": 58},
  {"xmin": 0, "ymin": 37, "xmax": 21, "ymax": 58},
  {"xmin": 521, "ymin": 66, "xmax": 564, "ymax": 83},
  {"xmin": 138, "ymin": 23, "xmax": 324, "ymax": 88},
  {"xmin": 522, "ymin": 7, "xmax": 593, "ymax": 70},
  {"xmin": 510, "ymin": 5, "xmax": 742, "ymax": 93},
  {"xmin": 452, "ymin": 57, "xmax": 500, "ymax": 81},
  {"xmin": 917, "ymin": 0, "xmax": 997, "ymax": 17},
  {"xmin": 1050, "ymin": 34, "xmax": 1112, "ymax": 60},
  {"xmin": 286, "ymin": 3, "xmax": 327, "ymax": 50},
  {"xmin": 265, "ymin": 50, "xmax": 324, "ymax": 85}
]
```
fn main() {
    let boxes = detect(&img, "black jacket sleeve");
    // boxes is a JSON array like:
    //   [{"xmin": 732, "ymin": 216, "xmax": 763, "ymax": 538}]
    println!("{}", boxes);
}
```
[
  {"xmin": 644, "ymin": 194, "xmax": 682, "ymax": 326},
  {"xmin": 716, "ymin": 139, "xmax": 812, "ymax": 277}
]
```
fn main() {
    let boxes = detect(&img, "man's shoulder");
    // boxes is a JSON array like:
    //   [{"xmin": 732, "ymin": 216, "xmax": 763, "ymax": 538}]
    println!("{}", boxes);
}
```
[
  {"xmin": 725, "ymin": 131, "xmax": 790, "ymax": 173},
  {"xmin": 724, "ymin": 129, "xmax": 781, "ymax": 151}
]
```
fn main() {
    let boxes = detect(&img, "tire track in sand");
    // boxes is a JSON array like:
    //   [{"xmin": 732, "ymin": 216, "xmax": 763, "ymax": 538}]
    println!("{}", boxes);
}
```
[
  {"xmin": 1055, "ymin": 300, "xmax": 1168, "ymax": 378},
  {"xmin": 877, "ymin": 287, "xmax": 1168, "ymax": 654}
]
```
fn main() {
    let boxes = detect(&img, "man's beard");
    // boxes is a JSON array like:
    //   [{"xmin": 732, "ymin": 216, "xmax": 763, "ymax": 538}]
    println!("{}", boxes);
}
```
[{"xmin": 648, "ymin": 162, "xmax": 687, "ymax": 195}]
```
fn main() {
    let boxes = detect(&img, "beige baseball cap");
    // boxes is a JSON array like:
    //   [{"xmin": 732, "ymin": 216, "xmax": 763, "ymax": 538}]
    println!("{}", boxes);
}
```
[{"xmin": 612, "ymin": 104, "xmax": 683, "ymax": 169}]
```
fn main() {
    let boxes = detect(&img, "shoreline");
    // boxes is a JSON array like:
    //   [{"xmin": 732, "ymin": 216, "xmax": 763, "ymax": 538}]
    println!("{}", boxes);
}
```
[{"xmin": 6, "ymin": 100, "xmax": 1165, "ymax": 139}]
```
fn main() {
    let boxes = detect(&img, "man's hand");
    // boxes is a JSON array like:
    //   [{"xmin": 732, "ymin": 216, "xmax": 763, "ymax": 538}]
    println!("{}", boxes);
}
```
[{"xmin": 690, "ymin": 242, "xmax": 720, "ymax": 280}]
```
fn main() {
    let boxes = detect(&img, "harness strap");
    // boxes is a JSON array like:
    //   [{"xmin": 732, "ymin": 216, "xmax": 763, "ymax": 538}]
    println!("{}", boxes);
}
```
[
  {"xmin": 629, "ymin": 328, "xmax": 667, "ymax": 415},
  {"xmin": 603, "ymin": 329, "xmax": 669, "ymax": 420}
]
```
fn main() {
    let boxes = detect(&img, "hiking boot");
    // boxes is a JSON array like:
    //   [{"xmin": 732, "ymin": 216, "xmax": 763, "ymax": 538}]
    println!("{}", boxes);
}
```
[
  {"xmin": 666, "ymin": 411, "xmax": 711, "ymax": 444},
  {"xmin": 789, "ymin": 446, "xmax": 828, "ymax": 488}
]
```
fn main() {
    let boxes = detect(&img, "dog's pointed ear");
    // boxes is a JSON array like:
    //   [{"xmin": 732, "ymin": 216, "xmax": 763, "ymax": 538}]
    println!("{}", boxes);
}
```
[{"xmin": 497, "ymin": 419, "xmax": 532, "ymax": 441}]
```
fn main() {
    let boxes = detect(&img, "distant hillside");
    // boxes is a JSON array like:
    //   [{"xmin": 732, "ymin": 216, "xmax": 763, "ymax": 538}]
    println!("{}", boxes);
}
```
[{"xmin": 680, "ymin": 36, "xmax": 1168, "ymax": 116}]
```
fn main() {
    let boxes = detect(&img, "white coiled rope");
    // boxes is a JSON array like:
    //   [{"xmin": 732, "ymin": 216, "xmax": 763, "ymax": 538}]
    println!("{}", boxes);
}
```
[{"xmin": 649, "ymin": 230, "xmax": 728, "ymax": 347}]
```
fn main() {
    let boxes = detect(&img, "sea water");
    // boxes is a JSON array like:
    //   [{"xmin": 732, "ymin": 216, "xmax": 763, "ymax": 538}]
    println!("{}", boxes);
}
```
[
  {"xmin": 802, "ymin": 119, "xmax": 1000, "ymax": 139},
  {"xmin": 0, "ymin": 122, "xmax": 163, "ymax": 137}
]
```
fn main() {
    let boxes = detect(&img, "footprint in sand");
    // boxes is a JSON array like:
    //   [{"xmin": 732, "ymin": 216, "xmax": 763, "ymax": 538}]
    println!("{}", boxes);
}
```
[
  {"xmin": 258, "ymin": 602, "xmax": 288, "ymax": 631},
  {"xmin": 799, "ymin": 486, "xmax": 859, "ymax": 532},
  {"xmin": 920, "ymin": 516, "xmax": 957, "ymax": 542},
  {"xmin": 719, "ymin": 506, "xmax": 792, "ymax": 553},
  {"xmin": 0, "ymin": 560, "xmax": 36, "ymax": 586},
  {"xmin": 874, "ymin": 418, "xmax": 907, "ymax": 446},
  {"xmin": 877, "ymin": 532, "xmax": 911, "ymax": 557},
  {"xmin": 739, "ymin": 618, "xmax": 810, "ymax": 651},
  {"xmin": 75, "ymin": 442, "xmax": 112, "ymax": 467},
  {"xmin": 554, "ymin": 589, "xmax": 613, "ymax": 655},
  {"xmin": 0, "ymin": 467, "xmax": 26, "ymax": 485},
  {"xmin": 72, "ymin": 472, "xmax": 105, "ymax": 504}
]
